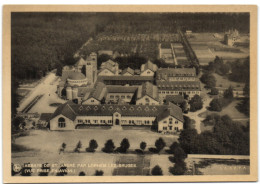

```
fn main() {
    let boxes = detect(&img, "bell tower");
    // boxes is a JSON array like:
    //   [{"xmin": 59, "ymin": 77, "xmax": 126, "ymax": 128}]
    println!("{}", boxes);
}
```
[{"xmin": 85, "ymin": 52, "xmax": 97, "ymax": 85}]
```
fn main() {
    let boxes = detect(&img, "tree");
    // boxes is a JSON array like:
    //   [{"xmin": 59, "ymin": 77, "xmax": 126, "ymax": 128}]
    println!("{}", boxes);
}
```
[
  {"xmin": 178, "ymin": 129, "xmax": 198, "ymax": 153},
  {"xmin": 180, "ymin": 100, "xmax": 189, "ymax": 113},
  {"xmin": 102, "ymin": 139, "xmax": 115, "ymax": 153},
  {"xmin": 169, "ymin": 160, "xmax": 187, "ymax": 175},
  {"xmin": 79, "ymin": 171, "xmax": 86, "ymax": 176},
  {"xmin": 200, "ymin": 73, "xmax": 216, "ymax": 88},
  {"xmin": 118, "ymin": 138, "xmax": 130, "ymax": 153},
  {"xmin": 173, "ymin": 147, "xmax": 187, "ymax": 161},
  {"xmin": 183, "ymin": 116, "xmax": 195, "ymax": 130},
  {"xmin": 189, "ymin": 95, "xmax": 203, "ymax": 112},
  {"xmin": 209, "ymin": 98, "xmax": 223, "ymax": 112},
  {"xmin": 224, "ymin": 86, "xmax": 233, "ymax": 99},
  {"xmin": 95, "ymin": 170, "xmax": 104, "ymax": 176},
  {"xmin": 87, "ymin": 139, "xmax": 98, "ymax": 152},
  {"xmin": 74, "ymin": 141, "xmax": 82, "ymax": 153},
  {"xmin": 59, "ymin": 142, "xmax": 66, "ymax": 154},
  {"xmin": 140, "ymin": 142, "xmax": 147, "ymax": 153},
  {"xmin": 39, "ymin": 163, "xmax": 51, "ymax": 176},
  {"xmin": 151, "ymin": 165, "xmax": 163, "ymax": 175},
  {"xmin": 56, "ymin": 165, "xmax": 68, "ymax": 176},
  {"xmin": 155, "ymin": 138, "xmax": 166, "ymax": 153},
  {"xmin": 169, "ymin": 142, "xmax": 180, "ymax": 154},
  {"xmin": 210, "ymin": 88, "xmax": 219, "ymax": 95},
  {"xmin": 11, "ymin": 116, "xmax": 24, "ymax": 131}
]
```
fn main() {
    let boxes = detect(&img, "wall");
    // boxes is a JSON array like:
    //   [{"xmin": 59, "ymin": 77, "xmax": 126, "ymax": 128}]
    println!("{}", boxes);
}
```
[
  {"xmin": 158, "ymin": 115, "xmax": 183, "ymax": 133},
  {"xmin": 136, "ymin": 95, "xmax": 159, "ymax": 105},
  {"xmin": 106, "ymin": 92, "xmax": 134, "ymax": 103},
  {"xmin": 98, "ymin": 69, "xmax": 115, "ymax": 76},
  {"xmin": 140, "ymin": 69, "xmax": 154, "ymax": 76},
  {"xmin": 50, "ymin": 115, "xmax": 75, "ymax": 130},
  {"xmin": 82, "ymin": 97, "xmax": 101, "ymax": 105}
]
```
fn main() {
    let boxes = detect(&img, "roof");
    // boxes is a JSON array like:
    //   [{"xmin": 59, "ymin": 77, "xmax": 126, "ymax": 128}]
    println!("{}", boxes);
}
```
[
  {"xmin": 75, "ymin": 58, "xmax": 86, "ymax": 66},
  {"xmin": 122, "ymin": 67, "xmax": 135, "ymax": 75},
  {"xmin": 107, "ymin": 85, "xmax": 138, "ymax": 93},
  {"xmin": 87, "ymin": 82, "xmax": 107, "ymax": 101},
  {"xmin": 98, "ymin": 50, "xmax": 113, "ymax": 56},
  {"xmin": 99, "ymin": 59, "xmax": 118, "ymax": 74},
  {"xmin": 165, "ymin": 95, "xmax": 185, "ymax": 104},
  {"xmin": 51, "ymin": 102, "xmax": 77, "ymax": 121},
  {"xmin": 51, "ymin": 102, "xmax": 184, "ymax": 122},
  {"xmin": 39, "ymin": 113, "xmax": 53, "ymax": 121},
  {"xmin": 156, "ymin": 81, "xmax": 201, "ymax": 91},
  {"xmin": 157, "ymin": 102, "xmax": 184, "ymax": 122},
  {"xmin": 141, "ymin": 60, "xmax": 158, "ymax": 72},
  {"xmin": 98, "ymin": 75, "xmax": 154, "ymax": 81},
  {"xmin": 68, "ymin": 72, "xmax": 86, "ymax": 80},
  {"xmin": 137, "ymin": 82, "xmax": 158, "ymax": 101},
  {"xmin": 157, "ymin": 68, "xmax": 196, "ymax": 80}
]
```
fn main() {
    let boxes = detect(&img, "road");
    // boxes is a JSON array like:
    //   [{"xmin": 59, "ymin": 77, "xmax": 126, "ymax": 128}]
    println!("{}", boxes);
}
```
[{"xmin": 17, "ymin": 73, "xmax": 66, "ymax": 114}]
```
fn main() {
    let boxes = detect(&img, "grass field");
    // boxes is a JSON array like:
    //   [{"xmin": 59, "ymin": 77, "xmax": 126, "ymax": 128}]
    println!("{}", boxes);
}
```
[
  {"xmin": 12, "ymin": 129, "xmax": 179, "ymax": 176},
  {"xmin": 213, "ymin": 73, "xmax": 245, "ymax": 89}
]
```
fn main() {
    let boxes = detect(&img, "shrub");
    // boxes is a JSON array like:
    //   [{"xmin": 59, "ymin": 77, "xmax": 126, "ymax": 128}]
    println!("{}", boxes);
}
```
[
  {"xmin": 210, "ymin": 88, "xmax": 219, "ymax": 95},
  {"xmin": 209, "ymin": 98, "xmax": 223, "ymax": 112},
  {"xmin": 79, "ymin": 171, "xmax": 86, "ymax": 176},
  {"xmin": 200, "ymin": 73, "xmax": 216, "ymax": 88},
  {"xmin": 95, "ymin": 170, "xmax": 104, "ymax": 176},
  {"xmin": 117, "ymin": 138, "xmax": 130, "ymax": 153},
  {"xmin": 74, "ymin": 141, "xmax": 82, "ymax": 153},
  {"xmin": 189, "ymin": 95, "xmax": 203, "ymax": 112},
  {"xmin": 155, "ymin": 138, "xmax": 166, "ymax": 153},
  {"xmin": 224, "ymin": 86, "xmax": 233, "ymax": 99},
  {"xmin": 169, "ymin": 142, "xmax": 180, "ymax": 154},
  {"xmin": 87, "ymin": 139, "xmax": 98, "ymax": 152},
  {"xmin": 169, "ymin": 160, "xmax": 187, "ymax": 175},
  {"xmin": 102, "ymin": 139, "xmax": 115, "ymax": 153},
  {"xmin": 151, "ymin": 165, "xmax": 163, "ymax": 175},
  {"xmin": 140, "ymin": 142, "xmax": 147, "ymax": 152}
]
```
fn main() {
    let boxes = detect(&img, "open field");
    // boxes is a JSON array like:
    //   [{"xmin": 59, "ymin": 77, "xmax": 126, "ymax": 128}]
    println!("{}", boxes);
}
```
[
  {"xmin": 213, "ymin": 73, "xmax": 245, "ymax": 89},
  {"xmin": 12, "ymin": 129, "xmax": 179, "ymax": 176}
]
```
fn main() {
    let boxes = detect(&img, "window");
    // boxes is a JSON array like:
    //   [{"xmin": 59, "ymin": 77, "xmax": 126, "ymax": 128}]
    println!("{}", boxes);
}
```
[
  {"xmin": 163, "ymin": 127, "xmax": 167, "ymax": 130},
  {"xmin": 121, "ymin": 96, "xmax": 125, "ymax": 99},
  {"xmin": 175, "ymin": 127, "xmax": 179, "ymax": 131},
  {"xmin": 164, "ymin": 121, "xmax": 167, "ymax": 124},
  {"xmin": 91, "ymin": 100, "xmax": 94, "ymax": 102},
  {"xmin": 175, "ymin": 121, "xmax": 178, "ymax": 124},
  {"xmin": 110, "ymin": 95, "xmax": 114, "ymax": 98},
  {"xmin": 127, "ymin": 95, "xmax": 131, "ymax": 99},
  {"xmin": 78, "ymin": 119, "xmax": 83, "ymax": 123},
  {"xmin": 169, "ymin": 126, "xmax": 172, "ymax": 130},
  {"xmin": 58, "ymin": 117, "xmax": 66, "ymax": 128},
  {"xmin": 108, "ymin": 120, "xmax": 112, "ymax": 124},
  {"xmin": 94, "ymin": 120, "xmax": 98, "ymax": 124}
]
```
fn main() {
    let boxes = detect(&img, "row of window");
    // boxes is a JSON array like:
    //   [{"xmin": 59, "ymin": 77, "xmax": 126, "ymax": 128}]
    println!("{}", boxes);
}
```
[
  {"xmin": 163, "ymin": 120, "xmax": 178, "ymax": 124},
  {"xmin": 109, "ymin": 95, "xmax": 132, "ymax": 99},
  {"xmin": 159, "ymin": 91, "xmax": 200, "ymax": 95},
  {"xmin": 162, "ymin": 126, "xmax": 179, "ymax": 131},
  {"xmin": 77, "ymin": 119, "xmax": 153, "ymax": 125}
]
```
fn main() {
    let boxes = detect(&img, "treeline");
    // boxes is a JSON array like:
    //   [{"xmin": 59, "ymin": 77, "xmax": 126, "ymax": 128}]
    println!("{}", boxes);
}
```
[
  {"xmin": 179, "ymin": 114, "xmax": 249, "ymax": 155},
  {"xmin": 11, "ymin": 13, "xmax": 110, "ymax": 116},
  {"xmin": 104, "ymin": 13, "xmax": 250, "ymax": 34}
]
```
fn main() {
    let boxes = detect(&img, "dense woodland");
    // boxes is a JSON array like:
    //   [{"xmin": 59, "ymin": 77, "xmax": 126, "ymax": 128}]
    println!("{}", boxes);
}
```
[{"xmin": 11, "ymin": 13, "xmax": 250, "ymax": 116}]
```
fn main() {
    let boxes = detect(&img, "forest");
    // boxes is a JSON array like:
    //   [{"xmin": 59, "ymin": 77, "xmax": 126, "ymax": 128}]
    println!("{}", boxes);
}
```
[{"xmin": 11, "ymin": 12, "xmax": 250, "ymax": 116}]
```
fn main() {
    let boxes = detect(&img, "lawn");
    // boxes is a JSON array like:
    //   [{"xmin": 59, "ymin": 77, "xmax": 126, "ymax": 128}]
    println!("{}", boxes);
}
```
[
  {"xmin": 213, "ymin": 73, "xmax": 245, "ymax": 89},
  {"xmin": 12, "ymin": 129, "xmax": 178, "ymax": 176}
]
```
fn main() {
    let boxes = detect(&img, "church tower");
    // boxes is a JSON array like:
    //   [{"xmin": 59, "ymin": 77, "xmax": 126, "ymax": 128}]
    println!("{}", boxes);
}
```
[{"xmin": 85, "ymin": 52, "xmax": 97, "ymax": 85}]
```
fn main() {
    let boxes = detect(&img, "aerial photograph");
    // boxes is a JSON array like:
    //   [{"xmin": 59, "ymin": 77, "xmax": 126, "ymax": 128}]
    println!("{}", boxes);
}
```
[{"xmin": 11, "ymin": 12, "xmax": 250, "ymax": 176}]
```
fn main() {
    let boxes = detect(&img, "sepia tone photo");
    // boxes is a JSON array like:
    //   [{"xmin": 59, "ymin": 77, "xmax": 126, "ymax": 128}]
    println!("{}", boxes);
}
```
[{"xmin": 3, "ymin": 5, "xmax": 257, "ymax": 183}]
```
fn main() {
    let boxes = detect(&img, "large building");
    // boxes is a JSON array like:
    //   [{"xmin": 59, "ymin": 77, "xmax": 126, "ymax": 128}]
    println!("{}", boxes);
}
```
[
  {"xmin": 156, "ymin": 68, "xmax": 200, "ymax": 101},
  {"xmin": 49, "ymin": 101, "xmax": 184, "ymax": 133},
  {"xmin": 57, "ymin": 53, "xmax": 98, "ymax": 100},
  {"xmin": 82, "ymin": 81, "xmax": 159, "ymax": 106},
  {"xmin": 140, "ymin": 60, "xmax": 158, "ymax": 76},
  {"xmin": 156, "ymin": 68, "xmax": 196, "ymax": 81}
]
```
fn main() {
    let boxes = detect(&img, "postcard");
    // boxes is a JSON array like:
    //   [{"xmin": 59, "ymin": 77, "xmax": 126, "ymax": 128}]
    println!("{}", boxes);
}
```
[{"xmin": 3, "ymin": 5, "xmax": 257, "ymax": 183}]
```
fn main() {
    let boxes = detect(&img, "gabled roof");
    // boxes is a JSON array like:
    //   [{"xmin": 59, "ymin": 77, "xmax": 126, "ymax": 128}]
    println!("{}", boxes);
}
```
[
  {"xmin": 51, "ymin": 102, "xmax": 77, "ymax": 121},
  {"xmin": 157, "ymin": 102, "xmax": 184, "ymax": 122},
  {"xmin": 75, "ymin": 58, "xmax": 86, "ymax": 66},
  {"xmin": 137, "ymin": 82, "xmax": 158, "ymax": 101},
  {"xmin": 39, "ymin": 113, "xmax": 53, "ymax": 121},
  {"xmin": 141, "ymin": 60, "xmax": 158, "ymax": 72},
  {"xmin": 51, "ymin": 102, "xmax": 184, "ymax": 122},
  {"xmin": 99, "ymin": 59, "xmax": 118, "ymax": 74},
  {"xmin": 122, "ymin": 67, "xmax": 135, "ymax": 75},
  {"xmin": 86, "ymin": 82, "xmax": 107, "ymax": 101},
  {"xmin": 106, "ymin": 85, "xmax": 138, "ymax": 93}
]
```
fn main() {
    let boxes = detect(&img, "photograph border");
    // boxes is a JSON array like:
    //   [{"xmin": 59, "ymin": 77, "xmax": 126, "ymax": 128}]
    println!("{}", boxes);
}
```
[{"xmin": 3, "ymin": 5, "xmax": 258, "ymax": 183}]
